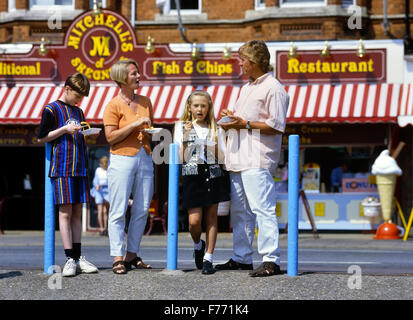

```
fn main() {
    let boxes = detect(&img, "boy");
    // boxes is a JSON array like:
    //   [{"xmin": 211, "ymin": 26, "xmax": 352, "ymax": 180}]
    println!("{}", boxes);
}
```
[{"xmin": 37, "ymin": 73, "xmax": 98, "ymax": 277}]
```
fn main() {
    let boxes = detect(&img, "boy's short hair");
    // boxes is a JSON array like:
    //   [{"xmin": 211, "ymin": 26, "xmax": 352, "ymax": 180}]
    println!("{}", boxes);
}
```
[
  {"xmin": 65, "ymin": 73, "xmax": 90, "ymax": 97},
  {"xmin": 238, "ymin": 40, "xmax": 270, "ymax": 73},
  {"xmin": 110, "ymin": 59, "xmax": 139, "ymax": 87}
]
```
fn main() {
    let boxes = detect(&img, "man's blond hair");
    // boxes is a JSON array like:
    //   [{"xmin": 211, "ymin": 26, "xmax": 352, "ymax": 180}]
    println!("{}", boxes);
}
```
[{"xmin": 238, "ymin": 40, "xmax": 270, "ymax": 73}]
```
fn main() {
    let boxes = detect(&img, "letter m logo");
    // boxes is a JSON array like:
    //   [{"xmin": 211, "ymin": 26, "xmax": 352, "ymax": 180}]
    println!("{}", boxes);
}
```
[{"xmin": 89, "ymin": 36, "xmax": 111, "ymax": 57}]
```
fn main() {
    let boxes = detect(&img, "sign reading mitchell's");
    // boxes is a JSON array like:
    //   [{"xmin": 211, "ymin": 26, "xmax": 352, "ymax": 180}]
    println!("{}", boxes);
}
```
[{"xmin": 0, "ymin": 9, "xmax": 243, "ymax": 85}]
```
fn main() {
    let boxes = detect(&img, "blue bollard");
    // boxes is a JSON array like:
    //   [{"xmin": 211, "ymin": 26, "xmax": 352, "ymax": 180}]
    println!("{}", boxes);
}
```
[
  {"xmin": 44, "ymin": 142, "xmax": 55, "ymax": 274},
  {"xmin": 287, "ymin": 135, "xmax": 299, "ymax": 276},
  {"xmin": 166, "ymin": 143, "xmax": 179, "ymax": 270}
]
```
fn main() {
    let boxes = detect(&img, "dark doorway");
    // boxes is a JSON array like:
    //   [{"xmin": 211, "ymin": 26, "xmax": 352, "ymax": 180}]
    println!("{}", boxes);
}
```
[{"xmin": 0, "ymin": 147, "xmax": 46, "ymax": 230}]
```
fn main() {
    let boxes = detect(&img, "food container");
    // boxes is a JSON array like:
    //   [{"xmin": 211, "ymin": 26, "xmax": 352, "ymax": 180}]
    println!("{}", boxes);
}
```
[{"xmin": 361, "ymin": 196, "xmax": 381, "ymax": 217}]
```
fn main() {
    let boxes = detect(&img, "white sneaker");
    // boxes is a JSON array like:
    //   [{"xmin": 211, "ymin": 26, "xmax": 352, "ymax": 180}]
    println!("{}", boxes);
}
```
[
  {"xmin": 62, "ymin": 258, "xmax": 77, "ymax": 277},
  {"xmin": 76, "ymin": 256, "xmax": 98, "ymax": 274}
]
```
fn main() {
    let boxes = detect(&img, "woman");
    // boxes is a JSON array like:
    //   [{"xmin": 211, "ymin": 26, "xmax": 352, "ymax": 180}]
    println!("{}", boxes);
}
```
[{"xmin": 103, "ymin": 59, "xmax": 154, "ymax": 274}]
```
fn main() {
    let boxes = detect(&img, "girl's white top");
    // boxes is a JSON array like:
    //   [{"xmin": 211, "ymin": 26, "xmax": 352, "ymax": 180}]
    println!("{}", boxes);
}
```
[
  {"xmin": 372, "ymin": 150, "xmax": 402, "ymax": 175},
  {"xmin": 174, "ymin": 121, "xmax": 227, "ymax": 164},
  {"xmin": 94, "ymin": 167, "xmax": 108, "ymax": 187}
]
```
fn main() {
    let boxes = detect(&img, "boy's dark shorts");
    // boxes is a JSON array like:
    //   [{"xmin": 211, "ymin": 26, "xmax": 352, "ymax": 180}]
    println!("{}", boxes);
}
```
[{"xmin": 51, "ymin": 176, "xmax": 90, "ymax": 205}]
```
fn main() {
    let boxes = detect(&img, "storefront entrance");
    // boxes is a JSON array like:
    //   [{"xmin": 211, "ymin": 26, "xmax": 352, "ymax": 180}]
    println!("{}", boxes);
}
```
[{"xmin": 0, "ymin": 147, "xmax": 45, "ymax": 230}]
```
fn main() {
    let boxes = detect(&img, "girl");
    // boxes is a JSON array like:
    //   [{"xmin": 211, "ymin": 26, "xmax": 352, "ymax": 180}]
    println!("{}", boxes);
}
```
[
  {"xmin": 91, "ymin": 156, "xmax": 109, "ymax": 236},
  {"xmin": 174, "ymin": 90, "xmax": 230, "ymax": 275}
]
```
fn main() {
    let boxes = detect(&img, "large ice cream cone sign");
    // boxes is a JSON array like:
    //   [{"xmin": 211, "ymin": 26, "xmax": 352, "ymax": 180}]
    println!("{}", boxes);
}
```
[
  {"xmin": 371, "ymin": 147, "xmax": 403, "ymax": 239},
  {"xmin": 375, "ymin": 174, "xmax": 396, "ymax": 221}
]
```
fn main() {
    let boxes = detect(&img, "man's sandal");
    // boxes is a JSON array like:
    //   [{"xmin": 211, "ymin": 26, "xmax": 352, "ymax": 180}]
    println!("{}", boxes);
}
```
[
  {"xmin": 124, "ymin": 256, "xmax": 152, "ymax": 270},
  {"xmin": 112, "ymin": 260, "xmax": 127, "ymax": 274},
  {"xmin": 249, "ymin": 262, "xmax": 281, "ymax": 277}
]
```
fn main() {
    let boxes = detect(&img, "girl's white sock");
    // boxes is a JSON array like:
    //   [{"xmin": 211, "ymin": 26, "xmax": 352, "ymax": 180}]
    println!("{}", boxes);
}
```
[{"xmin": 203, "ymin": 252, "xmax": 213, "ymax": 263}]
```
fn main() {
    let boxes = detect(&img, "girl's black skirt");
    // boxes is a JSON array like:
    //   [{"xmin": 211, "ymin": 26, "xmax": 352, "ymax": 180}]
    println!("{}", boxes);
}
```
[{"xmin": 181, "ymin": 164, "xmax": 230, "ymax": 209}]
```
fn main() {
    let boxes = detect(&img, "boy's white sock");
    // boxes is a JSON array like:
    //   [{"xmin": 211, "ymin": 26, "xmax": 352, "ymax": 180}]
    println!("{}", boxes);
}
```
[
  {"xmin": 203, "ymin": 252, "xmax": 213, "ymax": 263},
  {"xmin": 194, "ymin": 240, "xmax": 203, "ymax": 251}
]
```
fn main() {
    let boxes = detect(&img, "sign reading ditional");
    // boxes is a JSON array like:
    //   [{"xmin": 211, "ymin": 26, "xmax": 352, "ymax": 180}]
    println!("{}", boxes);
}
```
[
  {"xmin": 0, "ymin": 9, "xmax": 242, "ymax": 85},
  {"xmin": 276, "ymin": 49, "xmax": 386, "ymax": 84}
]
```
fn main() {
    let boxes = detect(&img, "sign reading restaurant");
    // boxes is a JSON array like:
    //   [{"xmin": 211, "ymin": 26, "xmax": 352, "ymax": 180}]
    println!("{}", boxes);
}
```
[
  {"xmin": 0, "ymin": 9, "xmax": 242, "ymax": 85},
  {"xmin": 276, "ymin": 49, "xmax": 386, "ymax": 84}
]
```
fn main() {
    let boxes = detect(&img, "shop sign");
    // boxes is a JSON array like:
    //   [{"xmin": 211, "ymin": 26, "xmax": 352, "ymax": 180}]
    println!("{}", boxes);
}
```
[
  {"xmin": 302, "ymin": 163, "xmax": 320, "ymax": 193},
  {"xmin": 0, "ymin": 126, "xmax": 38, "ymax": 146},
  {"xmin": 0, "ymin": 125, "xmax": 107, "ymax": 147},
  {"xmin": 283, "ymin": 124, "xmax": 387, "ymax": 145},
  {"xmin": 276, "ymin": 49, "xmax": 386, "ymax": 84},
  {"xmin": 342, "ymin": 177, "xmax": 378, "ymax": 193},
  {"xmin": 0, "ymin": 59, "xmax": 57, "ymax": 81},
  {"xmin": 0, "ymin": 9, "xmax": 242, "ymax": 85},
  {"xmin": 143, "ymin": 57, "xmax": 236, "ymax": 81}
]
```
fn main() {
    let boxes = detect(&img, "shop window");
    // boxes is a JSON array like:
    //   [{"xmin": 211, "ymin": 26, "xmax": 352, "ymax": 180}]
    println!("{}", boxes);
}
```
[
  {"xmin": 280, "ymin": 0, "xmax": 326, "ymax": 7},
  {"xmin": 8, "ymin": 0, "xmax": 16, "ymax": 11},
  {"xmin": 170, "ymin": 0, "xmax": 201, "ymax": 14},
  {"xmin": 302, "ymin": 146, "xmax": 386, "ymax": 193},
  {"xmin": 255, "ymin": 0, "xmax": 266, "ymax": 10},
  {"xmin": 29, "ymin": 0, "xmax": 74, "ymax": 9},
  {"xmin": 342, "ymin": 0, "xmax": 356, "ymax": 7}
]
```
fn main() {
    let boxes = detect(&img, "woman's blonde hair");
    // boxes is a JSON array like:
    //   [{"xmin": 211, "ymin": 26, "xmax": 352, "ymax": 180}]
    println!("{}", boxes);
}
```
[
  {"xmin": 110, "ymin": 59, "xmax": 139, "ymax": 87},
  {"xmin": 238, "ymin": 40, "xmax": 270, "ymax": 73},
  {"xmin": 99, "ymin": 156, "xmax": 109, "ymax": 170},
  {"xmin": 180, "ymin": 90, "xmax": 218, "ymax": 142}
]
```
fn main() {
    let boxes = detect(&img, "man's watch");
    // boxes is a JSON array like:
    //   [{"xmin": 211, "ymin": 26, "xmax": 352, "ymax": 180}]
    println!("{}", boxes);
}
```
[{"xmin": 245, "ymin": 120, "xmax": 251, "ymax": 130}]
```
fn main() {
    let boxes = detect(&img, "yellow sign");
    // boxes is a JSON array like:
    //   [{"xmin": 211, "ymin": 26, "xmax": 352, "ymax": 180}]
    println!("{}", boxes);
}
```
[
  {"xmin": 66, "ymin": 12, "xmax": 134, "ymax": 81},
  {"xmin": 287, "ymin": 58, "xmax": 374, "ymax": 74},
  {"xmin": 151, "ymin": 60, "xmax": 233, "ymax": 76},
  {"xmin": 0, "ymin": 62, "xmax": 41, "ymax": 76}
]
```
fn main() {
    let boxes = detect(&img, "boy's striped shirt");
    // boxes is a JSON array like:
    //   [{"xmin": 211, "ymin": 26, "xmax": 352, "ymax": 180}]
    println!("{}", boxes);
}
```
[{"xmin": 40, "ymin": 100, "xmax": 88, "ymax": 177}]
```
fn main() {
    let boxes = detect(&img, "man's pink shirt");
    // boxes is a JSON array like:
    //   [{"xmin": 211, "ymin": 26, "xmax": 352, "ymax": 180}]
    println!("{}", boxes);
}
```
[{"xmin": 225, "ymin": 73, "xmax": 289, "ymax": 175}]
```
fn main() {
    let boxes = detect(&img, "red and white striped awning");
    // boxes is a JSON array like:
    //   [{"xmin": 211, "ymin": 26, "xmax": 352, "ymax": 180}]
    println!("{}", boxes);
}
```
[
  {"xmin": 285, "ymin": 83, "xmax": 411, "ymax": 123},
  {"xmin": 0, "ymin": 83, "xmax": 412, "ymax": 125},
  {"xmin": 0, "ymin": 84, "xmax": 241, "ymax": 125}
]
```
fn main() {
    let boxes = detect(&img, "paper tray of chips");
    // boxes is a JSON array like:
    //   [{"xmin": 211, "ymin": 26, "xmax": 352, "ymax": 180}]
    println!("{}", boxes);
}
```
[
  {"xmin": 144, "ymin": 128, "xmax": 163, "ymax": 134},
  {"xmin": 81, "ymin": 128, "xmax": 102, "ymax": 136}
]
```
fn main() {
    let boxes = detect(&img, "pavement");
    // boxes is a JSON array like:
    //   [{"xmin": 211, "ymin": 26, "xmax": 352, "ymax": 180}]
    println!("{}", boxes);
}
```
[{"xmin": 1, "ymin": 230, "xmax": 413, "ymax": 305}]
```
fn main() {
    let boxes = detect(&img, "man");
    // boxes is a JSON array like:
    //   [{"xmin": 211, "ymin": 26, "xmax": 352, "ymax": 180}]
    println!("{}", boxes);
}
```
[{"xmin": 217, "ymin": 40, "xmax": 289, "ymax": 277}]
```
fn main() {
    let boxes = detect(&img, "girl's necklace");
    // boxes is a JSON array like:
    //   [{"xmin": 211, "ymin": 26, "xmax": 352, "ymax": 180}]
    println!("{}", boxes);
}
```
[{"xmin": 119, "ymin": 92, "xmax": 135, "ymax": 106}]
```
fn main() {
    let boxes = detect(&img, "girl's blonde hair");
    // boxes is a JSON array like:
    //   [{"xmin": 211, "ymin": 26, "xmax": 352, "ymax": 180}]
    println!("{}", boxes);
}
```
[
  {"xmin": 110, "ymin": 59, "xmax": 139, "ymax": 87},
  {"xmin": 99, "ymin": 156, "xmax": 109, "ymax": 170},
  {"xmin": 180, "ymin": 90, "xmax": 218, "ymax": 142}
]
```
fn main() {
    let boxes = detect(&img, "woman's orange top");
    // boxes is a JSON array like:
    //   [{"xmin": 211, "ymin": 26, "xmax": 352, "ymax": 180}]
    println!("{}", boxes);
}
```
[{"xmin": 103, "ymin": 95, "xmax": 153, "ymax": 156}]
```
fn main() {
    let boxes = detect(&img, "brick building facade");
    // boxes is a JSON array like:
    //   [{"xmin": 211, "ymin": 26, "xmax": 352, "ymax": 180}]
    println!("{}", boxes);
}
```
[{"xmin": 0, "ymin": 1, "xmax": 413, "ymax": 46}]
